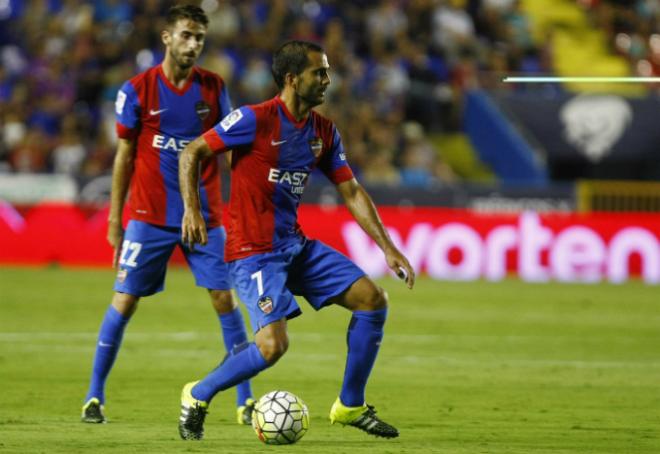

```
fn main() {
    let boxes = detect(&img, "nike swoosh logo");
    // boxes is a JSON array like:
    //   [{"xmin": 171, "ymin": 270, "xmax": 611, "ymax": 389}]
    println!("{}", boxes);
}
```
[
  {"xmin": 149, "ymin": 108, "xmax": 167, "ymax": 116},
  {"xmin": 271, "ymin": 139, "xmax": 287, "ymax": 146},
  {"xmin": 98, "ymin": 341, "xmax": 114, "ymax": 347}
]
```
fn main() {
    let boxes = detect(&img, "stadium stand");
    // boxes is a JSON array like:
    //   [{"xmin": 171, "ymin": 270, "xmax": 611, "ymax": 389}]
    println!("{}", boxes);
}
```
[{"xmin": 0, "ymin": 0, "xmax": 658, "ymax": 200}]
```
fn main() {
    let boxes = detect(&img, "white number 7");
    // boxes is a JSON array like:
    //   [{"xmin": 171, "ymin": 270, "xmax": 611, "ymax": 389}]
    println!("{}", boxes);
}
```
[{"xmin": 251, "ymin": 270, "xmax": 264, "ymax": 296}]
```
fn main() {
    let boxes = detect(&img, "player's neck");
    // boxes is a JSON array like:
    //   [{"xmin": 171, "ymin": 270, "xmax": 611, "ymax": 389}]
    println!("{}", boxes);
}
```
[
  {"xmin": 161, "ymin": 57, "xmax": 194, "ymax": 89},
  {"xmin": 279, "ymin": 91, "xmax": 311, "ymax": 122}
]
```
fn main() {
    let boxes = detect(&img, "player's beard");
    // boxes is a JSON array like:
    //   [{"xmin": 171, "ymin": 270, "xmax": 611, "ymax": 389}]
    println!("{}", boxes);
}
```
[
  {"xmin": 297, "ymin": 84, "xmax": 325, "ymax": 109},
  {"xmin": 171, "ymin": 48, "xmax": 197, "ymax": 70}
]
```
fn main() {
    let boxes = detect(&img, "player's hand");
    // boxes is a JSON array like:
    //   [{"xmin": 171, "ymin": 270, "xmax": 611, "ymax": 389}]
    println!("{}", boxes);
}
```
[
  {"xmin": 385, "ymin": 247, "xmax": 415, "ymax": 289},
  {"xmin": 107, "ymin": 220, "xmax": 124, "ymax": 268},
  {"xmin": 181, "ymin": 208, "xmax": 207, "ymax": 250}
]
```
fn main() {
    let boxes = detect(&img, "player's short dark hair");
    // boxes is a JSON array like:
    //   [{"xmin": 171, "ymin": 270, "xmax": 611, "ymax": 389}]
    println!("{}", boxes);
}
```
[
  {"xmin": 271, "ymin": 40, "xmax": 325, "ymax": 89},
  {"xmin": 166, "ymin": 4, "xmax": 208, "ymax": 28}
]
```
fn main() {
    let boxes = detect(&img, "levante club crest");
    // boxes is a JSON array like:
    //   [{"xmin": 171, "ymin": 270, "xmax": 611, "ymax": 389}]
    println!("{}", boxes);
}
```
[
  {"xmin": 258, "ymin": 296, "xmax": 274, "ymax": 314},
  {"xmin": 116, "ymin": 268, "xmax": 128, "ymax": 283},
  {"xmin": 309, "ymin": 138, "xmax": 323, "ymax": 158},
  {"xmin": 195, "ymin": 101, "xmax": 211, "ymax": 120}
]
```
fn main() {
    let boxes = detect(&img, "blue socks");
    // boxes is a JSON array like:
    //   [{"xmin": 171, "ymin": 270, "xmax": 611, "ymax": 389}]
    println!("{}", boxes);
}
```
[
  {"xmin": 85, "ymin": 305, "xmax": 253, "ymax": 406},
  {"xmin": 192, "ymin": 342, "xmax": 268, "ymax": 403},
  {"xmin": 218, "ymin": 309, "xmax": 253, "ymax": 405},
  {"xmin": 339, "ymin": 308, "xmax": 388, "ymax": 407},
  {"xmin": 85, "ymin": 306, "xmax": 130, "ymax": 404},
  {"xmin": 192, "ymin": 308, "xmax": 387, "ymax": 406},
  {"xmin": 86, "ymin": 304, "xmax": 383, "ymax": 408}
]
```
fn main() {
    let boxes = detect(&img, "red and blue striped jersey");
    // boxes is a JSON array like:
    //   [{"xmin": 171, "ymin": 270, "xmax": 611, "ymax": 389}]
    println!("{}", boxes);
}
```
[
  {"xmin": 115, "ymin": 64, "xmax": 232, "ymax": 227},
  {"xmin": 202, "ymin": 96, "xmax": 354, "ymax": 261}
]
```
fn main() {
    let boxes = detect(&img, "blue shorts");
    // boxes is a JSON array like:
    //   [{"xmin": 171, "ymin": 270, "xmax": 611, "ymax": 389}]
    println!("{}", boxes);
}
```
[
  {"xmin": 229, "ymin": 238, "xmax": 366, "ymax": 333},
  {"xmin": 113, "ymin": 220, "xmax": 231, "ymax": 296}
]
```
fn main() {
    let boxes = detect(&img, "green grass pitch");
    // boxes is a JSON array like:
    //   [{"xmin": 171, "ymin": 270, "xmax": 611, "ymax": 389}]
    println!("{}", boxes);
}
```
[{"xmin": 0, "ymin": 266, "xmax": 659, "ymax": 453}]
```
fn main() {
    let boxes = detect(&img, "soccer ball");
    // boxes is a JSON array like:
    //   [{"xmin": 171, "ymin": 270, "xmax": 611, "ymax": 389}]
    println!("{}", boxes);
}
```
[{"xmin": 252, "ymin": 390, "xmax": 309, "ymax": 445}]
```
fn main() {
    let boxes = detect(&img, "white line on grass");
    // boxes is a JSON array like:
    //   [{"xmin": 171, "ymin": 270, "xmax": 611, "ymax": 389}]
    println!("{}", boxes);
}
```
[
  {"xmin": 1, "ymin": 332, "xmax": 658, "ymax": 344},
  {"xmin": 3, "ymin": 337, "xmax": 660, "ymax": 369},
  {"xmin": 399, "ymin": 356, "xmax": 660, "ymax": 369}
]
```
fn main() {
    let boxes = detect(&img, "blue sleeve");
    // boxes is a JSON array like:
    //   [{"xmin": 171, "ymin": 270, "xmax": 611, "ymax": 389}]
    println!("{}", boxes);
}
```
[
  {"xmin": 211, "ymin": 106, "xmax": 257, "ymax": 149},
  {"xmin": 328, "ymin": 128, "xmax": 349, "ymax": 171},
  {"xmin": 218, "ymin": 83, "xmax": 233, "ymax": 118},
  {"xmin": 115, "ymin": 81, "xmax": 140, "ymax": 129},
  {"xmin": 318, "ymin": 126, "xmax": 352, "ymax": 180}
]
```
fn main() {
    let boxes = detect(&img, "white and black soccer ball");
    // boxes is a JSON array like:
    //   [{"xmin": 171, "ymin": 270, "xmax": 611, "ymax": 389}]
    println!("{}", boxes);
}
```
[{"xmin": 252, "ymin": 390, "xmax": 310, "ymax": 445}]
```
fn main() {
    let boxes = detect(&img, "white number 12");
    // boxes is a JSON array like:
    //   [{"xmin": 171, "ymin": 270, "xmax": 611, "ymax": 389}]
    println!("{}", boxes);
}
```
[{"xmin": 119, "ymin": 240, "xmax": 142, "ymax": 267}]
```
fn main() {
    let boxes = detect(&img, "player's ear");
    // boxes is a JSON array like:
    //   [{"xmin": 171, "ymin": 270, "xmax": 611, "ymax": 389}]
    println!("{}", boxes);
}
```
[
  {"xmin": 285, "ymin": 72, "xmax": 298, "ymax": 89},
  {"xmin": 162, "ymin": 29, "xmax": 171, "ymax": 46}
]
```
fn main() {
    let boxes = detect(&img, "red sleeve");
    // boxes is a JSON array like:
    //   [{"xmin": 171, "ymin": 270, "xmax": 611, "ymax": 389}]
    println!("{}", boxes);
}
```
[
  {"xmin": 202, "ymin": 128, "xmax": 227, "ymax": 153},
  {"xmin": 328, "ymin": 166, "xmax": 354, "ymax": 185},
  {"xmin": 116, "ymin": 122, "xmax": 138, "ymax": 140}
]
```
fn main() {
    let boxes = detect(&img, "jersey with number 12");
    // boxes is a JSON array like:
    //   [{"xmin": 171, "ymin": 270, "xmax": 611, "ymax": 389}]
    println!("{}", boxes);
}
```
[{"xmin": 115, "ymin": 64, "xmax": 232, "ymax": 227}]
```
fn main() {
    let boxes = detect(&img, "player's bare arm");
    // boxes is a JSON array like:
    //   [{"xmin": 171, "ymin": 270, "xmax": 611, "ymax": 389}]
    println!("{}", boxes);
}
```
[
  {"xmin": 108, "ymin": 137, "xmax": 136, "ymax": 267},
  {"xmin": 337, "ymin": 178, "xmax": 416, "ymax": 289},
  {"xmin": 179, "ymin": 136, "xmax": 214, "ymax": 247}
]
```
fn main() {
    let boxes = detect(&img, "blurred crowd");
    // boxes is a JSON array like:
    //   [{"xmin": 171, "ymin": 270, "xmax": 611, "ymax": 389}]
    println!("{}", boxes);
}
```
[
  {"xmin": 0, "ymin": 0, "xmax": 544, "ymax": 188},
  {"xmin": 579, "ymin": 0, "xmax": 660, "ymax": 78}
]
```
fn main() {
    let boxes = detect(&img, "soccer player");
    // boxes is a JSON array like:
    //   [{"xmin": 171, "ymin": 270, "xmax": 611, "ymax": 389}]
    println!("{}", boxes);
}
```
[
  {"xmin": 81, "ymin": 5, "xmax": 254, "ymax": 425},
  {"xmin": 177, "ymin": 40, "xmax": 415, "ymax": 440}
]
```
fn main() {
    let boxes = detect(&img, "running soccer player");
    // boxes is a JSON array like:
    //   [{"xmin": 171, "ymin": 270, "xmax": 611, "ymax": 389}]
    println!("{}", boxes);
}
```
[
  {"xmin": 177, "ymin": 40, "xmax": 415, "ymax": 440},
  {"xmin": 81, "ymin": 4, "xmax": 254, "ymax": 425}
]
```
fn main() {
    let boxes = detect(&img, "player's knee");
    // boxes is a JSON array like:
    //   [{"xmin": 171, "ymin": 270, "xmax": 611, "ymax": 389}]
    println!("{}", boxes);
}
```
[
  {"xmin": 111, "ymin": 292, "xmax": 139, "ymax": 317},
  {"xmin": 256, "ymin": 333, "xmax": 289, "ymax": 365},
  {"xmin": 208, "ymin": 289, "xmax": 237, "ymax": 314},
  {"xmin": 364, "ymin": 286, "xmax": 388, "ymax": 311}
]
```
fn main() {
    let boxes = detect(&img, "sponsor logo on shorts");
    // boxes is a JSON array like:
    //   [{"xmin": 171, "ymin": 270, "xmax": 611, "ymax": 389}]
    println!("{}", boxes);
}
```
[
  {"xmin": 258, "ymin": 296, "xmax": 274, "ymax": 314},
  {"xmin": 117, "ymin": 268, "xmax": 128, "ymax": 283}
]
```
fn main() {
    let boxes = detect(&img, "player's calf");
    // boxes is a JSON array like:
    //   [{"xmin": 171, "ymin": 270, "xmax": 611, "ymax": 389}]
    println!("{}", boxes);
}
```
[{"xmin": 254, "ymin": 319, "xmax": 289, "ymax": 364}]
